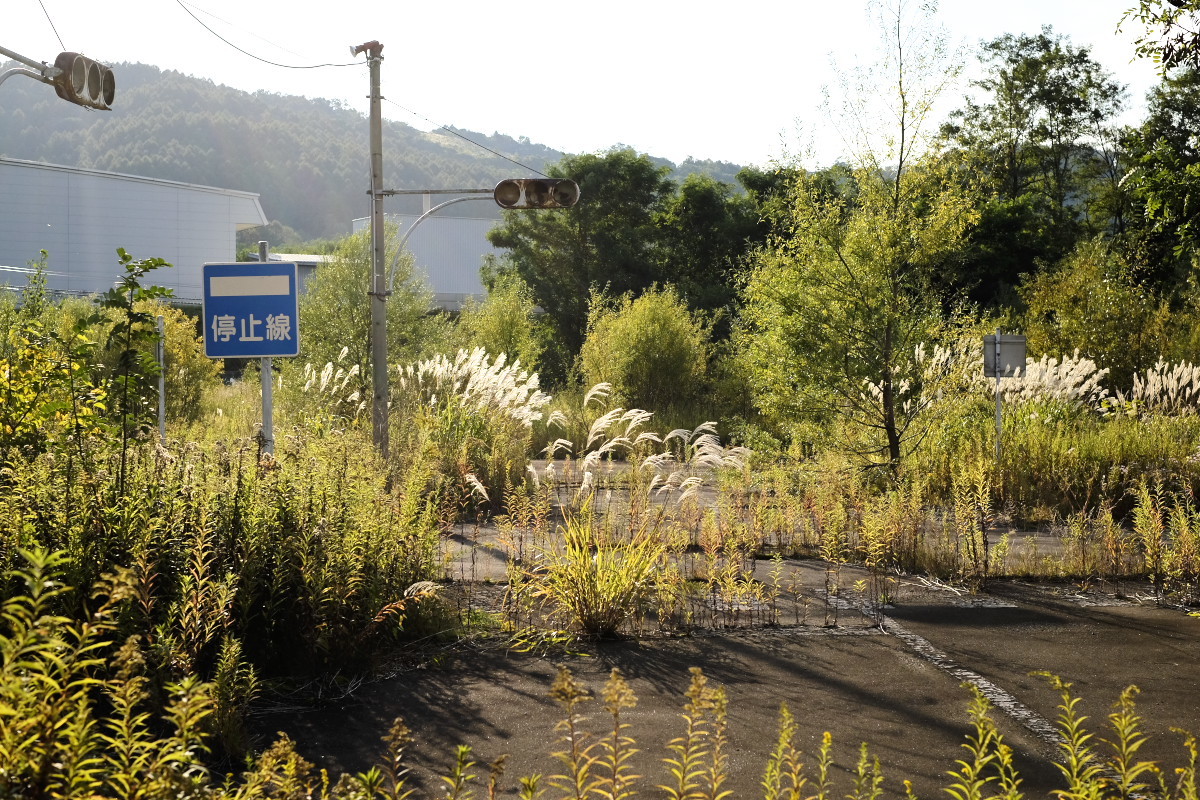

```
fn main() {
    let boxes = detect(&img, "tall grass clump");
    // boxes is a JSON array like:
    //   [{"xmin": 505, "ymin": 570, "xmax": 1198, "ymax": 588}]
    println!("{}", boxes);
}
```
[
  {"xmin": 899, "ymin": 340, "xmax": 1200, "ymax": 522},
  {"xmin": 1121, "ymin": 359, "xmax": 1200, "ymax": 416},
  {"xmin": 281, "ymin": 346, "xmax": 366, "ymax": 432},
  {"xmin": 515, "ymin": 503, "xmax": 667, "ymax": 638},
  {"xmin": 392, "ymin": 348, "xmax": 551, "ymax": 517}
]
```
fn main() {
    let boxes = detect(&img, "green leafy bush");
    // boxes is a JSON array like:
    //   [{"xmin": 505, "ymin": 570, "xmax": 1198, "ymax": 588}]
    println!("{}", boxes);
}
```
[
  {"xmin": 579, "ymin": 287, "xmax": 710, "ymax": 412},
  {"xmin": 455, "ymin": 272, "xmax": 545, "ymax": 374}
]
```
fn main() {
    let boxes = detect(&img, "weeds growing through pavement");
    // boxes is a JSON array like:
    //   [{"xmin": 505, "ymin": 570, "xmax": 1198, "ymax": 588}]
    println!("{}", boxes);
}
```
[
  {"xmin": 514, "ymin": 503, "xmax": 666, "ymax": 638},
  {"xmin": 3, "ymin": 546, "xmax": 1200, "ymax": 799}
]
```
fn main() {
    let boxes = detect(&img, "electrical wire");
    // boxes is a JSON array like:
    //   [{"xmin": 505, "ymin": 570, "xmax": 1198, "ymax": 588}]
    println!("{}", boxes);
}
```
[
  {"xmin": 38, "ymin": 0, "xmax": 66, "ymax": 51},
  {"xmin": 173, "ymin": 0, "xmax": 550, "ymax": 176},
  {"xmin": 174, "ymin": 0, "xmax": 359, "ymax": 69},
  {"xmin": 382, "ymin": 97, "xmax": 550, "ymax": 178}
]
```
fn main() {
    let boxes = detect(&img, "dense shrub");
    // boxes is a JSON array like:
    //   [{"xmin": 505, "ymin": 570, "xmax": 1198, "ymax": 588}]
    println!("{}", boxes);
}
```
[
  {"xmin": 579, "ymin": 287, "xmax": 710, "ymax": 411},
  {"xmin": 391, "ymin": 348, "xmax": 552, "ymax": 517},
  {"xmin": 455, "ymin": 272, "xmax": 545, "ymax": 374}
]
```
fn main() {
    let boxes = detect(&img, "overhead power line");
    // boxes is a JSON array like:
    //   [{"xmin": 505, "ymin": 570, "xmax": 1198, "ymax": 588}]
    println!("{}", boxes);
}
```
[
  {"xmin": 171, "ymin": 0, "xmax": 551, "ymax": 177},
  {"xmin": 38, "ymin": 0, "xmax": 65, "ymax": 50},
  {"xmin": 173, "ymin": 0, "xmax": 359, "ymax": 69},
  {"xmin": 381, "ymin": 97, "xmax": 550, "ymax": 178}
]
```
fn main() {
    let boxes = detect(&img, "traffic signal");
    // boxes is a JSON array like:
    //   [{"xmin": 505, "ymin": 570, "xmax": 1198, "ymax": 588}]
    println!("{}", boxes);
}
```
[
  {"xmin": 493, "ymin": 178, "xmax": 580, "ymax": 209},
  {"xmin": 52, "ymin": 52, "xmax": 115, "ymax": 110}
]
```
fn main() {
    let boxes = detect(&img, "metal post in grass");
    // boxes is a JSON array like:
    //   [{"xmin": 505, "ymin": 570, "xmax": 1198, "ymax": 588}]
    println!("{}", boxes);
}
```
[
  {"xmin": 983, "ymin": 331, "xmax": 1026, "ymax": 463},
  {"xmin": 258, "ymin": 240, "xmax": 275, "ymax": 456},
  {"xmin": 994, "ymin": 333, "xmax": 1002, "ymax": 461},
  {"xmin": 156, "ymin": 314, "xmax": 166, "ymax": 440}
]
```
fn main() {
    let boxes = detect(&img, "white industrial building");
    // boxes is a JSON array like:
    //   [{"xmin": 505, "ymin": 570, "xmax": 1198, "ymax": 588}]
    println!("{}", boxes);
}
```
[
  {"xmin": 0, "ymin": 157, "xmax": 267, "ymax": 303},
  {"xmin": 352, "ymin": 212, "xmax": 497, "ymax": 311}
]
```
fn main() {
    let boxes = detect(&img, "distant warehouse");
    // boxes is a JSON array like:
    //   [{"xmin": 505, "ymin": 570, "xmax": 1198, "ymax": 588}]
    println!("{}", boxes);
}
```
[
  {"xmin": 0, "ymin": 156, "xmax": 267, "ymax": 303},
  {"xmin": 352, "ymin": 212, "xmax": 497, "ymax": 312}
]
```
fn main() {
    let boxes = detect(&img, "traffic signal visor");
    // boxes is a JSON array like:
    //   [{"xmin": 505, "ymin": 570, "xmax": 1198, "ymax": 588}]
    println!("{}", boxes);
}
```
[
  {"xmin": 52, "ymin": 52, "xmax": 115, "ymax": 110},
  {"xmin": 494, "ymin": 179, "xmax": 580, "ymax": 209}
]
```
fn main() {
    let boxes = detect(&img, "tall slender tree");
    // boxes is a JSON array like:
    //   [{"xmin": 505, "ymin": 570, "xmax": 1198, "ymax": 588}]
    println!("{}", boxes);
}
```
[
  {"xmin": 939, "ymin": 27, "xmax": 1126, "ymax": 305},
  {"xmin": 741, "ymin": 0, "xmax": 976, "ymax": 470}
]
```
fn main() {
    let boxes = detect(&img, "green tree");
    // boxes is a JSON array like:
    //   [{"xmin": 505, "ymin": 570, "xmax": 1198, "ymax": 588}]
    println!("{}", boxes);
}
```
[
  {"xmin": 152, "ymin": 302, "xmax": 221, "ymax": 424},
  {"xmin": 1021, "ymin": 238, "xmax": 1172, "ymax": 391},
  {"xmin": 741, "ymin": 0, "xmax": 976, "ymax": 470},
  {"xmin": 943, "ymin": 27, "xmax": 1124, "ymax": 216},
  {"xmin": 1123, "ymin": 0, "xmax": 1200, "ymax": 71},
  {"xmin": 1122, "ymin": 68, "xmax": 1200, "ymax": 293},
  {"xmin": 486, "ymin": 149, "xmax": 676, "ymax": 375},
  {"xmin": 939, "ymin": 27, "xmax": 1126, "ymax": 306},
  {"xmin": 0, "ymin": 260, "xmax": 108, "ymax": 456},
  {"xmin": 654, "ymin": 173, "xmax": 765, "ymax": 325},
  {"xmin": 578, "ymin": 287, "xmax": 710, "ymax": 411},
  {"xmin": 455, "ymin": 272, "xmax": 544, "ymax": 371}
]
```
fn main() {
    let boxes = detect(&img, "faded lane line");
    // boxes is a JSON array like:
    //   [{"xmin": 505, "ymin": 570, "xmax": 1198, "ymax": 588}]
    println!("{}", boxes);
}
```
[{"xmin": 874, "ymin": 610, "xmax": 1064, "ymax": 753}]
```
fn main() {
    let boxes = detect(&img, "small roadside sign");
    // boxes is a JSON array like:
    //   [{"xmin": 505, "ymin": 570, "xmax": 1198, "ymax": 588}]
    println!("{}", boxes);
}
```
[
  {"xmin": 983, "ymin": 334, "xmax": 1026, "ymax": 378},
  {"xmin": 202, "ymin": 262, "xmax": 300, "ymax": 358}
]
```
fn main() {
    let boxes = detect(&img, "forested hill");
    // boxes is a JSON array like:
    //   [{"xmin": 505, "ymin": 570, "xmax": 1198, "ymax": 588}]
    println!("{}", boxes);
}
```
[{"xmin": 0, "ymin": 62, "xmax": 744, "ymax": 242}]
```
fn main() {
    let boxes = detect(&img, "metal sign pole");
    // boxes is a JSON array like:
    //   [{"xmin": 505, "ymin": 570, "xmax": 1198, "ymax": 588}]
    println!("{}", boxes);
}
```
[
  {"xmin": 157, "ymin": 314, "xmax": 166, "ymax": 440},
  {"xmin": 994, "ymin": 330, "xmax": 1002, "ymax": 463},
  {"xmin": 258, "ymin": 240, "xmax": 274, "ymax": 456}
]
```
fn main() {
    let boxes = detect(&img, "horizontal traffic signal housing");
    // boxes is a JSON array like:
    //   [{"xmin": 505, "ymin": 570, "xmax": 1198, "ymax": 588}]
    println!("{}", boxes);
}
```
[
  {"xmin": 494, "ymin": 178, "xmax": 580, "ymax": 209},
  {"xmin": 52, "ymin": 52, "xmax": 115, "ymax": 110}
]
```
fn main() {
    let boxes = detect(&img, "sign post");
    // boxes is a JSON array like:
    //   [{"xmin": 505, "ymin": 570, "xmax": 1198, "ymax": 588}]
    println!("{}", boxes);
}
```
[
  {"xmin": 983, "ymin": 332, "xmax": 1026, "ymax": 463},
  {"xmin": 203, "ymin": 258, "xmax": 300, "ymax": 455},
  {"xmin": 156, "ymin": 315, "xmax": 166, "ymax": 441}
]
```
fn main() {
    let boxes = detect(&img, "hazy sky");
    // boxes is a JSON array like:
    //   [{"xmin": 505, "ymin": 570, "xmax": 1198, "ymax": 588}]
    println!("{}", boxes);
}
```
[{"xmin": 4, "ymin": 0, "xmax": 1166, "ymax": 168}]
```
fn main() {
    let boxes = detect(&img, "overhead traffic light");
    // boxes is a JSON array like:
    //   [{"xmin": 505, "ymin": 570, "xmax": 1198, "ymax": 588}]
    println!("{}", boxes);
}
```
[
  {"xmin": 493, "ymin": 178, "xmax": 580, "ymax": 209},
  {"xmin": 52, "ymin": 52, "xmax": 115, "ymax": 110}
]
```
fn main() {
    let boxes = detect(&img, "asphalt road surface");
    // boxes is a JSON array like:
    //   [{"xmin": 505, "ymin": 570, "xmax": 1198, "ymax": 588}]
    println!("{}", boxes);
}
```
[{"xmin": 252, "ymin": 568, "xmax": 1200, "ymax": 799}]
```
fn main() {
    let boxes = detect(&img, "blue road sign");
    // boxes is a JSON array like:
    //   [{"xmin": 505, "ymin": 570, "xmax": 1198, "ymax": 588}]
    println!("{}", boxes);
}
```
[{"xmin": 202, "ymin": 262, "xmax": 300, "ymax": 358}]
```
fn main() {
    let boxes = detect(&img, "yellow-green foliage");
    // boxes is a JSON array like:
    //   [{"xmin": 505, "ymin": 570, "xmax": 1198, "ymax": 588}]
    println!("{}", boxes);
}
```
[
  {"xmin": 1, "ymin": 549, "xmax": 1198, "ymax": 800},
  {"xmin": 152, "ymin": 301, "xmax": 221, "ymax": 424},
  {"xmin": 579, "ymin": 287, "xmax": 710, "ymax": 412},
  {"xmin": 455, "ymin": 273, "xmax": 545, "ymax": 374},
  {"xmin": 0, "ymin": 282, "xmax": 108, "ymax": 454},
  {"xmin": 0, "ymin": 427, "xmax": 444, "ymax": 677},
  {"xmin": 518, "ymin": 504, "xmax": 667, "ymax": 638},
  {"xmin": 1021, "ymin": 238, "xmax": 1172, "ymax": 392}
]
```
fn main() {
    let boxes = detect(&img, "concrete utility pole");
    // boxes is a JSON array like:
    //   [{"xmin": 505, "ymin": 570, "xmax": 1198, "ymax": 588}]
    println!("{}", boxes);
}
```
[{"xmin": 352, "ymin": 40, "xmax": 389, "ymax": 460}]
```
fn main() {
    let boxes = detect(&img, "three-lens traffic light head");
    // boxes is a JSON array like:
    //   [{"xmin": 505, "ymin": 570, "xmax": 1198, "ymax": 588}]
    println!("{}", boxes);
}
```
[
  {"xmin": 494, "ymin": 179, "xmax": 581, "ymax": 209},
  {"xmin": 52, "ymin": 52, "xmax": 115, "ymax": 110}
]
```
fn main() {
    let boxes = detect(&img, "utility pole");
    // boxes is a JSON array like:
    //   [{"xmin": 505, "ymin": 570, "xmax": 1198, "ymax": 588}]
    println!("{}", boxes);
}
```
[{"xmin": 352, "ymin": 40, "xmax": 389, "ymax": 460}]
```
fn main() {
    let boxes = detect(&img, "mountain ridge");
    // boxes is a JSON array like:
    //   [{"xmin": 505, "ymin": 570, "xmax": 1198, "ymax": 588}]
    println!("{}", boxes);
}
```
[{"xmin": 0, "ymin": 62, "xmax": 745, "ymax": 242}]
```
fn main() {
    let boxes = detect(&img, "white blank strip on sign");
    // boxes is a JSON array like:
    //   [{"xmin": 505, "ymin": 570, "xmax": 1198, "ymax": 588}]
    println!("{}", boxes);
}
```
[{"xmin": 210, "ymin": 275, "xmax": 291, "ymax": 297}]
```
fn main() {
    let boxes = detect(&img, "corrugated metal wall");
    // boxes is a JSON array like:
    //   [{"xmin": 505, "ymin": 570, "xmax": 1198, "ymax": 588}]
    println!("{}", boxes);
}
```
[
  {"xmin": 353, "ymin": 213, "xmax": 496, "ymax": 309},
  {"xmin": 0, "ymin": 158, "xmax": 266, "ymax": 302}
]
